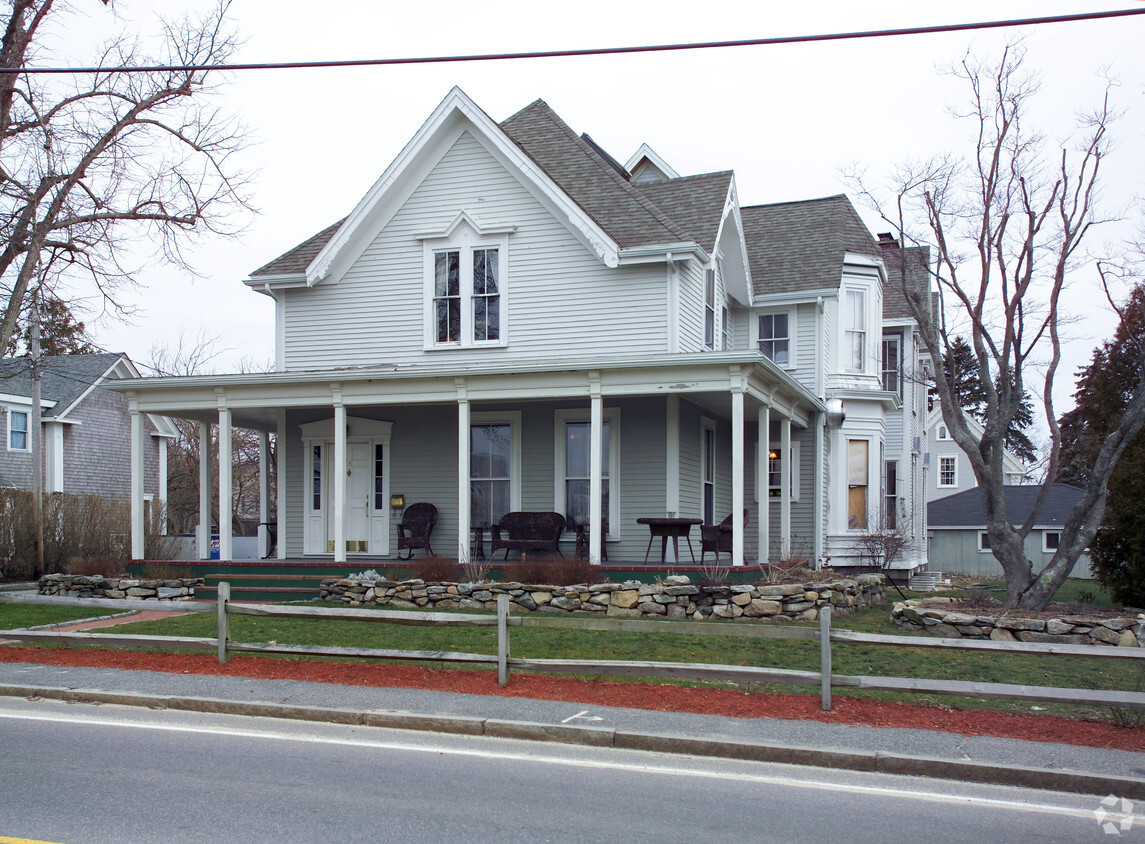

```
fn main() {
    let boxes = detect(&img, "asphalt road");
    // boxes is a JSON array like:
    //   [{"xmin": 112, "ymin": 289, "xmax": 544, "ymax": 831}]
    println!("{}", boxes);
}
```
[{"xmin": 0, "ymin": 698, "xmax": 1135, "ymax": 843}]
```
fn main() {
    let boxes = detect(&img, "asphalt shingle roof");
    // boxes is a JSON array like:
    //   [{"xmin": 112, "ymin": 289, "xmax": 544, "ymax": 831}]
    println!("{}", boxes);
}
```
[
  {"xmin": 740, "ymin": 196, "xmax": 880, "ymax": 297},
  {"xmin": 880, "ymin": 243, "xmax": 930, "ymax": 321},
  {"xmin": 0, "ymin": 353, "xmax": 123, "ymax": 418},
  {"xmin": 928, "ymin": 484, "xmax": 1084, "ymax": 528},
  {"xmin": 251, "ymin": 218, "xmax": 347, "ymax": 278}
]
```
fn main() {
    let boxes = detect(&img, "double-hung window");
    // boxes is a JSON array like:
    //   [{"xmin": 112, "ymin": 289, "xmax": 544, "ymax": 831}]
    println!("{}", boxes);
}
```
[
  {"xmin": 767, "ymin": 442, "xmax": 801, "ymax": 500},
  {"xmin": 8, "ymin": 409, "xmax": 28, "ymax": 452},
  {"xmin": 884, "ymin": 460, "xmax": 898, "ymax": 529},
  {"xmin": 847, "ymin": 439, "xmax": 869, "ymax": 530},
  {"xmin": 938, "ymin": 455, "xmax": 957, "ymax": 487},
  {"xmin": 423, "ymin": 220, "xmax": 510, "ymax": 350},
  {"xmin": 881, "ymin": 335, "xmax": 900, "ymax": 393},
  {"xmin": 555, "ymin": 409, "xmax": 619, "ymax": 536},
  {"xmin": 470, "ymin": 416, "xmax": 520, "ymax": 529},
  {"xmin": 701, "ymin": 420, "xmax": 715, "ymax": 524},
  {"xmin": 845, "ymin": 289, "xmax": 866, "ymax": 371},
  {"xmin": 758, "ymin": 313, "xmax": 790, "ymax": 365}
]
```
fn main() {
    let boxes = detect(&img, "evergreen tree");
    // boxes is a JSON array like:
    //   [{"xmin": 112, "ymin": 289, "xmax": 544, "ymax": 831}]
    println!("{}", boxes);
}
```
[
  {"xmin": 1059, "ymin": 285, "xmax": 1145, "ymax": 607},
  {"xmin": 5, "ymin": 296, "xmax": 97, "ymax": 357}
]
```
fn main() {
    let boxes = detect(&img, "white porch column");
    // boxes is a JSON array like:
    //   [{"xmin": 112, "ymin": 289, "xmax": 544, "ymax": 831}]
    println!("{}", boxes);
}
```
[
  {"xmin": 157, "ymin": 435, "xmax": 168, "ymax": 535},
  {"xmin": 457, "ymin": 379, "xmax": 471, "ymax": 559},
  {"xmin": 218, "ymin": 403, "xmax": 233, "ymax": 563},
  {"xmin": 129, "ymin": 404, "xmax": 145, "ymax": 560},
  {"xmin": 276, "ymin": 409, "xmax": 287, "ymax": 560},
  {"xmin": 780, "ymin": 416, "xmax": 792, "ymax": 559},
  {"xmin": 589, "ymin": 373, "xmax": 603, "ymax": 564},
  {"xmin": 731, "ymin": 383, "xmax": 745, "ymax": 566},
  {"xmin": 333, "ymin": 396, "xmax": 347, "ymax": 564},
  {"xmin": 198, "ymin": 421, "xmax": 211, "ymax": 560},
  {"xmin": 259, "ymin": 431, "xmax": 270, "ymax": 558},
  {"xmin": 758, "ymin": 402, "xmax": 770, "ymax": 567},
  {"xmin": 665, "ymin": 395, "xmax": 680, "ymax": 518}
]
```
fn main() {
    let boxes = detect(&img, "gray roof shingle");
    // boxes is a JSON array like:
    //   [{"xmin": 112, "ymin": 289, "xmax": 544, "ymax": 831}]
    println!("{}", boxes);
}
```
[
  {"xmin": 251, "ymin": 218, "xmax": 347, "ymax": 278},
  {"xmin": 928, "ymin": 484, "xmax": 1084, "ymax": 528},
  {"xmin": 740, "ymin": 195, "xmax": 880, "ymax": 298},
  {"xmin": 0, "ymin": 353, "xmax": 123, "ymax": 418}
]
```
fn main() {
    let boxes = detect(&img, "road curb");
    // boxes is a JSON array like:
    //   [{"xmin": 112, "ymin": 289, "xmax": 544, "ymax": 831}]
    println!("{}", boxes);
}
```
[{"xmin": 1, "ymin": 682, "xmax": 1141, "ymax": 799}]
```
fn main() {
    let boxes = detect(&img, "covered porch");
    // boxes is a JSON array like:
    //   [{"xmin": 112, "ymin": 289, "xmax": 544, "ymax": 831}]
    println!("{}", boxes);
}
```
[{"xmin": 112, "ymin": 352, "xmax": 824, "ymax": 570}]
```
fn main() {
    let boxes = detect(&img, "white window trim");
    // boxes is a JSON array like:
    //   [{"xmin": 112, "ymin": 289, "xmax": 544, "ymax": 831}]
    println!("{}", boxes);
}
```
[
  {"xmin": 704, "ymin": 267, "xmax": 717, "ymax": 350},
  {"xmin": 844, "ymin": 287, "xmax": 868, "ymax": 373},
  {"xmin": 1042, "ymin": 530, "xmax": 1061, "ymax": 553},
  {"xmin": 938, "ymin": 455, "xmax": 958, "ymax": 488},
  {"xmin": 470, "ymin": 411, "xmax": 523, "ymax": 524},
  {"xmin": 765, "ymin": 440, "xmax": 800, "ymax": 502},
  {"xmin": 554, "ymin": 408, "xmax": 620, "ymax": 540},
  {"xmin": 422, "ymin": 226, "xmax": 510, "ymax": 351},
  {"xmin": 846, "ymin": 437, "xmax": 872, "ymax": 532},
  {"xmin": 701, "ymin": 417, "xmax": 716, "ymax": 522},
  {"xmin": 753, "ymin": 308, "xmax": 796, "ymax": 368},
  {"xmin": 881, "ymin": 334, "xmax": 901, "ymax": 394},
  {"xmin": 978, "ymin": 531, "xmax": 992, "ymax": 552},
  {"xmin": 936, "ymin": 424, "xmax": 951, "ymax": 441},
  {"xmin": 7, "ymin": 407, "xmax": 30, "ymax": 453}
]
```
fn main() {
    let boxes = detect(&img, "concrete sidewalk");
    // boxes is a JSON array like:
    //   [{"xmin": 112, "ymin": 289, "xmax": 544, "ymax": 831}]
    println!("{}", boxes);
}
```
[{"xmin": 0, "ymin": 658, "xmax": 1142, "ymax": 799}]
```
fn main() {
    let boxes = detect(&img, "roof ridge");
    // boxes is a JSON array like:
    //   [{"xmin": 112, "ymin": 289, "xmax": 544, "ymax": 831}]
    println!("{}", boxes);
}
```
[
  {"xmin": 741, "ymin": 194, "xmax": 849, "ymax": 212},
  {"xmin": 518, "ymin": 101, "xmax": 693, "ymax": 244}
]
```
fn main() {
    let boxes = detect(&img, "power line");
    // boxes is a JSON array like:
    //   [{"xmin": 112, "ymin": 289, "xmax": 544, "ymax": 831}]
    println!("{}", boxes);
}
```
[{"xmin": 5, "ymin": 8, "xmax": 1145, "ymax": 75}]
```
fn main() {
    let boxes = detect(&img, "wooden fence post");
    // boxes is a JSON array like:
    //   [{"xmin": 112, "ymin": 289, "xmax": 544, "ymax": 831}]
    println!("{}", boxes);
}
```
[
  {"xmin": 497, "ymin": 593, "xmax": 509, "ymax": 686},
  {"xmin": 820, "ymin": 603, "xmax": 832, "ymax": 711},
  {"xmin": 217, "ymin": 581, "xmax": 230, "ymax": 665}
]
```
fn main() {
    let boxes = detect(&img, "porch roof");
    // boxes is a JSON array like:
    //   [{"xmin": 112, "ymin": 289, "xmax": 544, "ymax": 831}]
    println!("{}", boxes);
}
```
[{"xmin": 105, "ymin": 351, "xmax": 823, "ymax": 432}]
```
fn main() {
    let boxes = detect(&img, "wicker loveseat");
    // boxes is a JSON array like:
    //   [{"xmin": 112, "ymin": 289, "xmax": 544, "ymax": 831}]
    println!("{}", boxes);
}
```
[{"xmin": 489, "ymin": 511, "xmax": 566, "ymax": 560}]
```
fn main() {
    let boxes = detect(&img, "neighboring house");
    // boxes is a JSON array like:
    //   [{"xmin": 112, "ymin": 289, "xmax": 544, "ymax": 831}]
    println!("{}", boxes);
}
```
[
  {"xmin": 927, "ymin": 484, "xmax": 1092, "ymax": 579},
  {"xmin": 0, "ymin": 354, "xmax": 175, "ymax": 511},
  {"xmin": 110, "ymin": 88, "xmax": 930, "ymax": 572},
  {"xmin": 925, "ymin": 404, "xmax": 1029, "ymax": 502}
]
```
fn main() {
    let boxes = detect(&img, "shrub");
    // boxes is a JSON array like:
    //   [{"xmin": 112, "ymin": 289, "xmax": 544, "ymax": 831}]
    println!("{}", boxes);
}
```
[
  {"xmin": 404, "ymin": 555, "xmax": 459, "ymax": 583},
  {"xmin": 506, "ymin": 555, "xmax": 604, "ymax": 587}
]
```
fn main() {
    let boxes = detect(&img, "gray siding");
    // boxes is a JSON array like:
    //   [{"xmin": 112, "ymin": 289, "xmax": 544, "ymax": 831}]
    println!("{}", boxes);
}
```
[
  {"xmin": 929, "ymin": 529, "xmax": 1094, "ymax": 579},
  {"xmin": 282, "ymin": 131, "xmax": 670, "ymax": 371},
  {"xmin": 0, "ymin": 386, "xmax": 161, "ymax": 500},
  {"xmin": 677, "ymin": 261, "xmax": 705, "ymax": 352}
]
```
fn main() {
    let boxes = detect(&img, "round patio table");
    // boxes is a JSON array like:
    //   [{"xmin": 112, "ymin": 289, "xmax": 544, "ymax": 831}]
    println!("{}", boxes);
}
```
[{"xmin": 636, "ymin": 517, "xmax": 703, "ymax": 564}]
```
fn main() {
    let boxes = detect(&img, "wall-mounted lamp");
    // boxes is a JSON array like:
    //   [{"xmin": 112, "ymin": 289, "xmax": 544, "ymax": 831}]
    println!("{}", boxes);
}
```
[{"xmin": 390, "ymin": 494, "xmax": 405, "ymax": 513}]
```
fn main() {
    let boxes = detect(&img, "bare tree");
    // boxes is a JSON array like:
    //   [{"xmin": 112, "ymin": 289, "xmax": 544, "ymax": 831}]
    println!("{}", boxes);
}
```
[
  {"xmin": 0, "ymin": 0, "xmax": 252, "ymax": 356},
  {"xmin": 149, "ymin": 331, "xmax": 274, "ymax": 539},
  {"xmin": 847, "ymin": 44, "xmax": 1145, "ymax": 610},
  {"xmin": 850, "ymin": 507, "xmax": 910, "ymax": 600}
]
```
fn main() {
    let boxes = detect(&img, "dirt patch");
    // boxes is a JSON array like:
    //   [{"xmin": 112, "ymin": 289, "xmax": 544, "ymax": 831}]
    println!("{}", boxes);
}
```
[{"xmin": 0, "ymin": 645, "xmax": 1141, "ymax": 751}]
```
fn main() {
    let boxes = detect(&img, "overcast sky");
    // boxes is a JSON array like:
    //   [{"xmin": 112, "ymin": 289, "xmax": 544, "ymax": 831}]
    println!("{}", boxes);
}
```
[{"xmin": 43, "ymin": 1, "xmax": 1145, "ymax": 403}]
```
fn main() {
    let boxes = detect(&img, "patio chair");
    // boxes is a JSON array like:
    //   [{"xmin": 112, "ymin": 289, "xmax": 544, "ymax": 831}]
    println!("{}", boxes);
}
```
[
  {"xmin": 397, "ymin": 502, "xmax": 437, "ymax": 560},
  {"xmin": 700, "ymin": 509, "xmax": 751, "ymax": 564}
]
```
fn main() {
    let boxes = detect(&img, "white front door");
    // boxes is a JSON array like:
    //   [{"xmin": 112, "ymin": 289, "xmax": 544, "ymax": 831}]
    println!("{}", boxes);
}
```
[
  {"xmin": 326, "ymin": 441, "xmax": 377, "ymax": 554},
  {"xmin": 301, "ymin": 418, "xmax": 393, "ymax": 557}
]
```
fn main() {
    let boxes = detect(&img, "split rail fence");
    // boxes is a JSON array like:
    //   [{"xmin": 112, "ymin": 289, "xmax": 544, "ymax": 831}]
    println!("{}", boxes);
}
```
[{"xmin": 3, "ymin": 583, "xmax": 1144, "ymax": 712}]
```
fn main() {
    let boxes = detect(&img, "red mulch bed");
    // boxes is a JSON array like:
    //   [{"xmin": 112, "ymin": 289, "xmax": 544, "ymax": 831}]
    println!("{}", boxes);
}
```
[{"xmin": 1, "ymin": 645, "xmax": 1142, "ymax": 751}]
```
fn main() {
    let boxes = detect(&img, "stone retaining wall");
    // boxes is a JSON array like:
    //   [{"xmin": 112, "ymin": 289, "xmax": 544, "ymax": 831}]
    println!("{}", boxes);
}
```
[
  {"xmin": 320, "ymin": 574, "xmax": 886, "ymax": 621},
  {"xmin": 891, "ymin": 599, "xmax": 1144, "ymax": 647},
  {"xmin": 38, "ymin": 574, "xmax": 203, "ymax": 601}
]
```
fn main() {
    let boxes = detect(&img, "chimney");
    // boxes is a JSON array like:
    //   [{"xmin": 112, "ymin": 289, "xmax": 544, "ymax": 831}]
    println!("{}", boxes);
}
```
[{"xmin": 877, "ymin": 232, "xmax": 898, "ymax": 250}]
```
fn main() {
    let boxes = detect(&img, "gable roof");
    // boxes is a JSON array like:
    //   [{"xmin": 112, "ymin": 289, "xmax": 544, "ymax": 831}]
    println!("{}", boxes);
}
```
[
  {"xmin": 250, "ymin": 91, "xmax": 740, "ymax": 282},
  {"xmin": 740, "ymin": 195, "xmax": 881, "ymax": 298},
  {"xmin": 928, "ymin": 484, "xmax": 1081, "ymax": 528},
  {"xmin": 926, "ymin": 404, "xmax": 1029, "ymax": 479},
  {"xmin": 0, "ymin": 353, "xmax": 124, "ymax": 419}
]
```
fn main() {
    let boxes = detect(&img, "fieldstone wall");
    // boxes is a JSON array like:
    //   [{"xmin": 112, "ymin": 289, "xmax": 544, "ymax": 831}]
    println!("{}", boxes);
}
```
[
  {"xmin": 320, "ymin": 574, "xmax": 886, "ymax": 622},
  {"xmin": 891, "ymin": 599, "xmax": 1144, "ymax": 647},
  {"xmin": 38, "ymin": 574, "xmax": 203, "ymax": 601}
]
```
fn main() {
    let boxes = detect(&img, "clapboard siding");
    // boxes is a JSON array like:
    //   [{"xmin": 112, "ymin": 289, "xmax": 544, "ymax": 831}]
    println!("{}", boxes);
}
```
[
  {"xmin": 282, "ymin": 131, "xmax": 669, "ymax": 370},
  {"xmin": 677, "ymin": 261, "xmax": 705, "ymax": 352}
]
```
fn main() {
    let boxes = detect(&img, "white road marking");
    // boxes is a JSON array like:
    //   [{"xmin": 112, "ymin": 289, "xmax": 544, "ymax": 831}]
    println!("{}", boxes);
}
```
[
  {"xmin": 561, "ymin": 710, "xmax": 603, "ymax": 724},
  {"xmin": 0, "ymin": 707, "xmax": 1121, "ymax": 823}
]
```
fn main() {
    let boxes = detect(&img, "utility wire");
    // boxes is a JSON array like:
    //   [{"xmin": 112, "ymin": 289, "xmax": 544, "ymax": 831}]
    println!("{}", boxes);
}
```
[{"xmin": 4, "ymin": 8, "xmax": 1145, "ymax": 75}]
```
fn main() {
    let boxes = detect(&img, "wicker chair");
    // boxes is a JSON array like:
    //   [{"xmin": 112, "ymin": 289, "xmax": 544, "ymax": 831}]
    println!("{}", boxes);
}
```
[
  {"xmin": 396, "ymin": 502, "xmax": 437, "ymax": 560},
  {"xmin": 700, "ymin": 510, "xmax": 751, "ymax": 564}
]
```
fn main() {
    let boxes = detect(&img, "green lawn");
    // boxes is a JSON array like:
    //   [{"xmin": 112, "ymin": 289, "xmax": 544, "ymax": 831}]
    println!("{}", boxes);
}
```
[
  {"xmin": 0, "ymin": 603, "xmax": 124, "ymax": 630},
  {"xmin": 104, "ymin": 593, "xmax": 1144, "ymax": 721}
]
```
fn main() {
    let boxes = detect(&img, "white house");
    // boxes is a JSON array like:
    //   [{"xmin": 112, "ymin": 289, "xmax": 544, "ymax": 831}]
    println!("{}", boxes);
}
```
[{"xmin": 110, "ymin": 88, "xmax": 930, "ymax": 574}]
